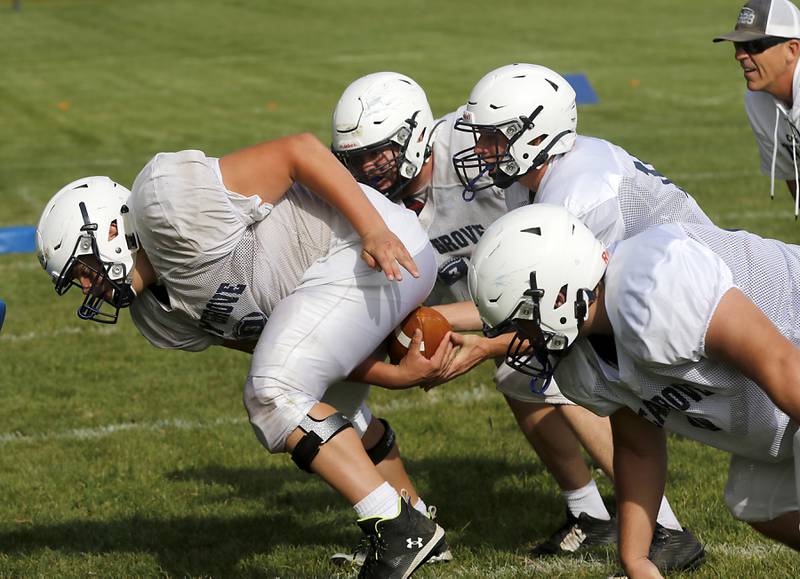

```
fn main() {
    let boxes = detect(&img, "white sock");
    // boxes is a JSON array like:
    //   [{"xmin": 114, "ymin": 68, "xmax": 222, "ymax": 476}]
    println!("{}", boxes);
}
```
[
  {"xmin": 563, "ymin": 479, "xmax": 611, "ymax": 520},
  {"xmin": 656, "ymin": 496, "xmax": 683, "ymax": 531},
  {"xmin": 414, "ymin": 497, "xmax": 428, "ymax": 516},
  {"xmin": 354, "ymin": 482, "xmax": 400, "ymax": 520}
]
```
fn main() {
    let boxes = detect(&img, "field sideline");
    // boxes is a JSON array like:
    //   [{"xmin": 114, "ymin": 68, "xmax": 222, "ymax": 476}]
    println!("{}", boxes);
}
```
[{"xmin": 1, "ymin": 0, "xmax": 799, "ymax": 577}]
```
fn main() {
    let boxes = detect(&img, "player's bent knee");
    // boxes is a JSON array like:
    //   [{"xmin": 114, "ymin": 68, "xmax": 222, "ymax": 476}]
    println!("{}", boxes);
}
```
[
  {"xmin": 243, "ymin": 375, "xmax": 319, "ymax": 454},
  {"xmin": 291, "ymin": 412, "xmax": 354, "ymax": 472},
  {"xmin": 366, "ymin": 417, "xmax": 397, "ymax": 465}
]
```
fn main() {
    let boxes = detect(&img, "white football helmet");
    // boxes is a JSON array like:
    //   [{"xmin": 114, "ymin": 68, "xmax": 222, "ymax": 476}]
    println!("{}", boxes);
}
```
[
  {"xmin": 36, "ymin": 176, "xmax": 139, "ymax": 323},
  {"xmin": 332, "ymin": 72, "xmax": 435, "ymax": 199},
  {"xmin": 453, "ymin": 63, "xmax": 577, "ymax": 192},
  {"xmin": 468, "ymin": 204, "xmax": 607, "ymax": 387}
]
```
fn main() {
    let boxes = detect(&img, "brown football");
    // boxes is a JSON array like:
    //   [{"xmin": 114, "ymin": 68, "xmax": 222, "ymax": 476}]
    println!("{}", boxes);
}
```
[{"xmin": 387, "ymin": 306, "xmax": 452, "ymax": 364}]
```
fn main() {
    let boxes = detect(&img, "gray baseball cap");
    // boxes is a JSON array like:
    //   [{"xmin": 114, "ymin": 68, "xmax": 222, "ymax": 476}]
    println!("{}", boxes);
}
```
[{"xmin": 714, "ymin": 0, "xmax": 800, "ymax": 42}]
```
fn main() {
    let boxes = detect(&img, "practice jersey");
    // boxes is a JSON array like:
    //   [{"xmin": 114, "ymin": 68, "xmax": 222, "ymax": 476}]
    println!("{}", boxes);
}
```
[
  {"xmin": 557, "ymin": 223, "xmax": 800, "ymax": 461},
  {"xmin": 503, "ymin": 135, "xmax": 713, "ymax": 246},
  {"xmin": 128, "ymin": 149, "xmax": 425, "ymax": 351},
  {"xmin": 415, "ymin": 107, "xmax": 507, "ymax": 304}
]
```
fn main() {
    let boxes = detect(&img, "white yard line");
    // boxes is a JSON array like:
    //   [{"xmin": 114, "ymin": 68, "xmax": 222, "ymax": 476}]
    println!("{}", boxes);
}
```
[
  {"xmin": 0, "ymin": 385, "xmax": 493, "ymax": 446},
  {"xmin": 1, "ymin": 324, "xmax": 119, "ymax": 342},
  {"xmin": 0, "ymin": 416, "xmax": 245, "ymax": 444}
]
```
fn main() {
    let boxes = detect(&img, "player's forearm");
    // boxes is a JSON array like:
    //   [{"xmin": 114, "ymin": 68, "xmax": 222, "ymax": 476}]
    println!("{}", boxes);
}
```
[
  {"xmin": 431, "ymin": 301, "xmax": 482, "ymax": 332},
  {"xmin": 760, "ymin": 352, "xmax": 800, "ymax": 424},
  {"xmin": 610, "ymin": 409, "xmax": 666, "ymax": 573},
  {"xmin": 481, "ymin": 333, "xmax": 515, "ymax": 359},
  {"xmin": 348, "ymin": 357, "xmax": 415, "ymax": 390}
]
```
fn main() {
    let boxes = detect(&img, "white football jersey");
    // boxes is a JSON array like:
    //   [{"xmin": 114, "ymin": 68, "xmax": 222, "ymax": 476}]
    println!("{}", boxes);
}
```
[
  {"xmin": 504, "ymin": 135, "xmax": 713, "ymax": 246},
  {"xmin": 128, "ymin": 150, "xmax": 424, "ymax": 351},
  {"xmin": 557, "ymin": 223, "xmax": 799, "ymax": 462},
  {"xmin": 415, "ymin": 108, "xmax": 507, "ymax": 304}
]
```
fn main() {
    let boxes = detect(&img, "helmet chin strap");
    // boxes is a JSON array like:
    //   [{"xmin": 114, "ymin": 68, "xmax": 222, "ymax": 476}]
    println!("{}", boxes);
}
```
[{"xmin": 574, "ymin": 288, "xmax": 596, "ymax": 323}]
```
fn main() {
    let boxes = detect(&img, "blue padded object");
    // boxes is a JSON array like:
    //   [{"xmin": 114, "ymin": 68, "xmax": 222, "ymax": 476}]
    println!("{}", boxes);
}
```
[
  {"xmin": 0, "ymin": 226, "xmax": 36, "ymax": 254},
  {"xmin": 0, "ymin": 299, "xmax": 6, "ymax": 332},
  {"xmin": 564, "ymin": 74, "xmax": 599, "ymax": 105}
]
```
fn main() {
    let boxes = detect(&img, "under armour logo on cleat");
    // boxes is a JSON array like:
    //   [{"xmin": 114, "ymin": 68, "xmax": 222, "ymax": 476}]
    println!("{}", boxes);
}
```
[
  {"xmin": 406, "ymin": 537, "xmax": 423, "ymax": 549},
  {"xmin": 559, "ymin": 527, "xmax": 587, "ymax": 552}
]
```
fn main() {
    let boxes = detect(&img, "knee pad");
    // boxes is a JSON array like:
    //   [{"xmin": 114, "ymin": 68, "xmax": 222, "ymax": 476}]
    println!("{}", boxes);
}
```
[
  {"xmin": 291, "ymin": 412, "xmax": 353, "ymax": 473},
  {"xmin": 366, "ymin": 417, "xmax": 397, "ymax": 465}
]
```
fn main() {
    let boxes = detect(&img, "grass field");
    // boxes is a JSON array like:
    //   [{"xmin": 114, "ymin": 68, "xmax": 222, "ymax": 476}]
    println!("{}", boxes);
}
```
[{"xmin": 1, "ymin": 0, "xmax": 799, "ymax": 576}]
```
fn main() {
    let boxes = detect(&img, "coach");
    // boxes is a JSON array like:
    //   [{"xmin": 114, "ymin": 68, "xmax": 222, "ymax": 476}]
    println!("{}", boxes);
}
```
[{"xmin": 715, "ymin": 0, "xmax": 800, "ymax": 215}]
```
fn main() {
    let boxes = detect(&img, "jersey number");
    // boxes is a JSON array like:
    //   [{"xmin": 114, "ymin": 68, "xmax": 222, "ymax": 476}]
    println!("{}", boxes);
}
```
[{"xmin": 633, "ymin": 158, "xmax": 689, "ymax": 198}]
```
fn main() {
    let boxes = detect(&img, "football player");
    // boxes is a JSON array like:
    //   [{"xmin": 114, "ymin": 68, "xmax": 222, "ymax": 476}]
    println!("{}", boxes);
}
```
[
  {"xmin": 714, "ymin": 0, "xmax": 800, "ymax": 216},
  {"xmin": 35, "ymin": 134, "xmax": 453, "ymax": 579},
  {"xmin": 442, "ymin": 63, "xmax": 716, "ymax": 570},
  {"xmin": 469, "ymin": 203, "xmax": 800, "ymax": 577},
  {"xmin": 331, "ymin": 71, "xmax": 647, "ymax": 562}
]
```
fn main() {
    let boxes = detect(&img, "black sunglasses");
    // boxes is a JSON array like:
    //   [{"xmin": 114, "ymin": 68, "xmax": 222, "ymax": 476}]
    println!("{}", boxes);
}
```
[{"xmin": 734, "ymin": 36, "xmax": 791, "ymax": 55}]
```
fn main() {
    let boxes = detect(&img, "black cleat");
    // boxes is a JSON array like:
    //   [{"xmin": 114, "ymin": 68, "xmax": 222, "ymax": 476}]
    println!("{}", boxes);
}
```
[
  {"xmin": 608, "ymin": 525, "xmax": 706, "ymax": 577},
  {"xmin": 332, "ymin": 505, "xmax": 452, "ymax": 567},
  {"xmin": 649, "ymin": 524, "xmax": 705, "ymax": 572},
  {"xmin": 529, "ymin": 510, "xmax": 617, "ymax": 556},
  {"xmin": 357, "ymin": 495, "xmax": 446, "ymax": 579}
]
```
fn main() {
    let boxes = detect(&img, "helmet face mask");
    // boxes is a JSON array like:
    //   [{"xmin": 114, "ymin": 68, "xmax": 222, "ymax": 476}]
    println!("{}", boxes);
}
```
[
  {"xmin": 332, "ymin": 72, "xmax": 434, "ymax": 200},
  {"xmin": 334, "ymin": 112, "xmax": 421, "ymax": 199},
  {"xmin": 37, "ymin": 176, "xmax": 138, "ymax": 324},
  {"xmin": 453, "ymin": 114, "xmax": 540, "ymax": 192},
  {"xmin": 452, "ymin": 63, "xmax": 577, "ymax": 195},
  {"xmin": 54, "ymin": 223, "xmax": 135, "ymax": 324},
  {"xmin": 483, "ymin": 271, "xmax": 587, "ymax": 392}
]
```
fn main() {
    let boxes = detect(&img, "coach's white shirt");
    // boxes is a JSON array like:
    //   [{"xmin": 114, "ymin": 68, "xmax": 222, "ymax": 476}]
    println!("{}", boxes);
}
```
[{"xmin": 745, "ymin": 57, "xmax": 800, "ymax": 182}]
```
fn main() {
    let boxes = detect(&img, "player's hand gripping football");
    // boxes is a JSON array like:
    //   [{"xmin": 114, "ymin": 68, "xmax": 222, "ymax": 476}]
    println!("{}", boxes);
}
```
[
  {"xmin": 397, "ymin": 329, "xmax": 458, "ymax": 389},
  {"xmin": 359, "ymin": 227, "xmax": 420, "ymax": 281}
]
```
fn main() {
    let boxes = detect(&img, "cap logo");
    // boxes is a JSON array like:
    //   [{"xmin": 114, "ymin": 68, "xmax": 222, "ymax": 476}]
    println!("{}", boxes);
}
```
[{"xmin": 738, "ymin": 7, "xmax": 756, "ymax": 26}]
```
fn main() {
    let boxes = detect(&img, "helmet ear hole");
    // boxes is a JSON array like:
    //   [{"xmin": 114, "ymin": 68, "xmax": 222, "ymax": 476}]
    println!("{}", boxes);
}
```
[{"xmin": 555, "ymin": 284, "xmax": 568, "ymax": 309}]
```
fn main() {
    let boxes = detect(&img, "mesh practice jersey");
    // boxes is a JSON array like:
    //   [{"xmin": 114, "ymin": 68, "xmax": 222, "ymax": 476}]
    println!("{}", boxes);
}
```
[
  {"xmin": 128, "ymin": 149, "xmax": 424, "ymax": 351},
  {"xmin": 557, "ymin": 223, "xmax": 800, "ymax": 462},
  {"xmin": 504, "ymin": 135, "xmax": 713, "ymax": 246},
  {"xmin": 417, "ymin": 108, "xmax": 507, "ymax": 304}
]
